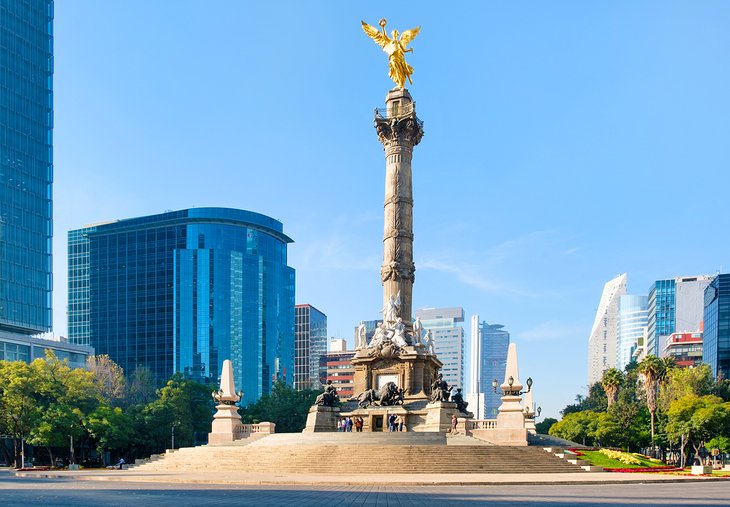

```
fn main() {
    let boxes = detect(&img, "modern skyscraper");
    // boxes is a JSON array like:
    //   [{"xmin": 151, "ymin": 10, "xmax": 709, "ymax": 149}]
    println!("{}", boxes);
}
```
[
  {"xmin": 616, "ymin": 295, "xmax": 648, "ymax": 371},
  {"xmin": 294, "ymin": 304, "xmax": 327, "ymax": 390},
  {"xmin": 703, "ymin": 274, "xmax": 730, "ymax": 379},
  {"xmin": 0, "ymin": 0, "xmax": 54, "ymax": 337},
  {"xmin": 415, "ymin": 307, "xmax": 465, "ymax": 389},
  {"xmin": 646, "ymin": 279, "xmax": 675, "ymax": 358},
  {"xmin": 587, "ymin": 274, "xmax": 627, "ymax": 386},
  {"xmin": 68, "ymin": 208, "xmax": 295, "ymax": 404},
  {"xmin": 467, "ymin": 315, "xmax": 510, "ymax": 419},
  {"xmin": 647, "ymin": 275, "xmax": 713, "ymax": 357}
]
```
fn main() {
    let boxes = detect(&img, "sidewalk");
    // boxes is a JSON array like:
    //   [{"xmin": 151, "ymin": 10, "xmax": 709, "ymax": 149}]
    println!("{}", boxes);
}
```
[{"xmin": 10, "ymin": 468, "xmax": 725, "ymax": 486}]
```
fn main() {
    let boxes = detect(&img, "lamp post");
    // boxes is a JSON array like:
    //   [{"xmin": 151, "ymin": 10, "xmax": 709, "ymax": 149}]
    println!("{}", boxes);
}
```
[
  {"xmin": 493, "ymin": 376, "xmax": 533, "ymax": 396},
  {"xmin": 171, "ymin": 423, "xmax": 176, "ymax": 450}
]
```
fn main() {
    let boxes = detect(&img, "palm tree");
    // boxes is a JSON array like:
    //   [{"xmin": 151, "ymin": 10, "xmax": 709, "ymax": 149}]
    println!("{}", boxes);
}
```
[
  {"xmin": 601, "ymin": 368, "xmax": 623, "ymax": 408},
  {"xmin": 638, "ymin": 355, "xmax": 670, "ymax": 453}
]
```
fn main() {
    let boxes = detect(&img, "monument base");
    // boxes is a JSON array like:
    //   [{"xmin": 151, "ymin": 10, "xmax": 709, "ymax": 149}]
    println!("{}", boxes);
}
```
[
  {"xmin": 208, "ymin": 404, "xmax": 242, "ymax": 445},
  {"xmin": 473, "ymin": 427, "xmax": 528, "ymax": 446},
  {"xmin": 423, "ymin": 401, "xmax": 464, "ymax": 432},
  {"xmin": 337, "ymin": 399, "xmax": 472, "ymax": 432},
  {"xmin": 302, "ymin": 405, "xmax": 340, "ymax": 433}
]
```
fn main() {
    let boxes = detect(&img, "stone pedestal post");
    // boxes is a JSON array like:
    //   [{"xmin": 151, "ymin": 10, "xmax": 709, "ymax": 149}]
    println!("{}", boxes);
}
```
[{"xmin": 208, "ymin": 404, "xmax": 243, "ymax": 445}]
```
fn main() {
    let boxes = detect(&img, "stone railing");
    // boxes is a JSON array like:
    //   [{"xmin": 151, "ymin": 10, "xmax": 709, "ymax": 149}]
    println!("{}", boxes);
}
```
[
  {"xmin": 234, "ymin": 421, "xmax": 276, "ymax": 439},
  {"xmin": 467, "ymin": 419, "xmax": 498, "ymax": 430},
  {"xmin": 375, "ymin": 102, "xmax": 418, "ymax": 119}
]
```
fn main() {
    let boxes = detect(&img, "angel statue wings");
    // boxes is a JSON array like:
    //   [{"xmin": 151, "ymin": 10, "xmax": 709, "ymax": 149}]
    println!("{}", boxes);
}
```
[{"xmin": 362, "ymin": 19, "xmax": 421, "ymax": 90}]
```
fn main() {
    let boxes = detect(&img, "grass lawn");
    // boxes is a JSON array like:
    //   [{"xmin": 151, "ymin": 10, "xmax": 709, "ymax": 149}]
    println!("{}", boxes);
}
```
[{"xmin": 578, "ymin": 450, "xmax": 667, "ymax": 469}]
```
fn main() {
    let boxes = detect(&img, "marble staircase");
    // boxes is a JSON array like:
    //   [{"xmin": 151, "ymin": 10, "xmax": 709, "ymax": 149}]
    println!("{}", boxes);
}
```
[{"xmin": 133, "ymin": 432, "xmax": 585, "ymax": 474}]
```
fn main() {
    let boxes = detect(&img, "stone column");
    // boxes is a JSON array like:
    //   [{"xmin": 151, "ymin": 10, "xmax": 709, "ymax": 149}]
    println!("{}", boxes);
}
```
[{"xmin": 374, "ymin": 89, "xmax": 424, "ymax": 332}]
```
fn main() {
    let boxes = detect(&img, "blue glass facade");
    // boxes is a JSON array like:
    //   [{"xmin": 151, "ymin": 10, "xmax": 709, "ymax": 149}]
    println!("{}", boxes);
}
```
[
  {"xmin": 646, "ymin": 279, "xmax": 676, "ymax": 357},
  {"xmin": 68, "ymin": 208, "xmax": 295, "ymax": 404},
  {"xmin": 0, "ymin": 0, "xmax": 54, "ymax": 334},
  {"xmin": 294, "ymin": 304, "xmax": 327, "ymax": 390},
  {"xmin": 703, "ymin": 274, "xmax": 730, "ymax": 379},
  {"xmin": 617, "ymin": 295, "xmax": 648, "ymax": 370},
  {"xmin": 479, "ymin": 322, "xmax": 509, "ymax": 419}
]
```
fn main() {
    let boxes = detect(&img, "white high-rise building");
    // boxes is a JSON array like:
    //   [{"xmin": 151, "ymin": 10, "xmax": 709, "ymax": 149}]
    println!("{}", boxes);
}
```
[
  {"xmin": 415, "ymin": 307, "xmax": 465, "ymax": 390},
  {"xmin": 466, "ymin": 314, "xmax": 485, "ymax": 418},
  {"xmin": 587, "ymin": 274, "xmax": 627, "ymax": 386},
  {"xmin": 465, "ymin": 314, "xmax": 509, "ymax": 419}
]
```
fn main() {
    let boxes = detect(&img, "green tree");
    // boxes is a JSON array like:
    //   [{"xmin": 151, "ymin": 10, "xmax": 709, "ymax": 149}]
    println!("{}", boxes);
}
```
[
  {"xmin": 239, "ymin": 381, "xmax": 319, "ymax": 433},
  {"xmin": 535, "ymin": 417, "xmax": 558, "ymax": 435},
  {"xmin": 659, "ymin": 363, "xmax": 713, "ymax": 411},
  {"xmin": 549, "ymin": 411, "xmax": 600, "ymax": 446},
  {"xmin": 666, "ymin": 394, "xmax": 730, "ymax": 465},
  {"xmin": 131, "ymin": 374, "xmax": 214, "ymax": 455},
  {"xmin": 0, "ymin": 360, "xmax": 41, "ymax": 467},
  {"xmin": 601, "ymin": 368, "xmax": 624, "ymax": 409},
  {"xmin": 27, "ymin": 352, "xmax": 100, "ymax": 465},
  {"xmin": 84, "ymin": 404, "xmax": 134, "ymax": 462},
  {"xmin": 561, "ymin": 383, "xmax": 607, "ymax": 416}
]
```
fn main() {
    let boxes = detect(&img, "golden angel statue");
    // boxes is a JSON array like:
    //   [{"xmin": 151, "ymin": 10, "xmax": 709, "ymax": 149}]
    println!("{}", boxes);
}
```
[{"xmin": 362, "ymin": 19, "xmax": 421, "ymax": 90}]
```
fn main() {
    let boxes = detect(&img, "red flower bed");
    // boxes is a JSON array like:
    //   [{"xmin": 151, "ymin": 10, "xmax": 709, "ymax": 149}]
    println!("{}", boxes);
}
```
[{"xmin": 604, "ymin": 466, "xmax": 680, "ymax": 473}]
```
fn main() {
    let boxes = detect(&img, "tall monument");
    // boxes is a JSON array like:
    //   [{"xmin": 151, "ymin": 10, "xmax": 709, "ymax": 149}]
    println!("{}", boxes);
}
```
[
  {"xmin": 303, "ymin": 20, "xmax": 471, "ymax": 433},
  {"xmin": 363, "ymin": 18, "xmax": 424, "ymax": 334}
]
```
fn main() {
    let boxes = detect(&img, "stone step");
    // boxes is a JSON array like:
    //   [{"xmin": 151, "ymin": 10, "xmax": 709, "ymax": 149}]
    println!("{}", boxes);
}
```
[
  {"xmin": 581, "ymin": 465, "xmax": 604, "ymax": 472},
  {"xmin": 134, "ymin": 442, "xmax": 584, "ymax": 475},
  {"xmin": 246, "ymin": 432, "xmax": 448, "ymax": 447}
]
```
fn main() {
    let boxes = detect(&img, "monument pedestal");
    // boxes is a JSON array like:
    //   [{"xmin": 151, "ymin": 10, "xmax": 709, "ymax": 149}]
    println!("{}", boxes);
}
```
[
  {"xmin": 303, "ymin": 405, "xmax": 340, "ymax": 433},
  {"xmin": 423, "ymin": 401, "xmax": 461, "ymax": 432},
  {"xmin": 208, "ymin": 404, "xmax": 242, "ymax": 445},
  {"xmin": 351, "ymin": 345, "xmax": 441, "ymax": 401}
]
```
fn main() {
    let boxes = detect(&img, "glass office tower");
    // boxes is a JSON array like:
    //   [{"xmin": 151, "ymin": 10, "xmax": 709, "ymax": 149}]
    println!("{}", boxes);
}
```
[
  {"xmin": 617, "ymin": 295, "xmax": 648, "ymax": 371},
  {"xmin": 68, "ymin": 208, "xmax": 295, "ymax": 404},
  {"xmin": 294, "ymin": 304, "xmax": 327, "ymax": 390},
  {"xmin": 479, "ymin": 322, "xmax": 509, "ymax": 419},
  {"xmin": 703, "ymin": 274, "xmax": 730, "ymax": 379},
  {"xmin": 646, "ymin": 279, "xmax": 676, "ymax": 357},
  {"xmin": 0, "ymin": 0, "xmax": 54, "ymax": 335}
]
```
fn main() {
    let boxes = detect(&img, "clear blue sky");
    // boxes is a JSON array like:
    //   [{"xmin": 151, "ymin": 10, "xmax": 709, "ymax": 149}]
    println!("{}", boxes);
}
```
[{"xmin": 52, "ymin": 1, "xmax": 730, "ymax": 418}]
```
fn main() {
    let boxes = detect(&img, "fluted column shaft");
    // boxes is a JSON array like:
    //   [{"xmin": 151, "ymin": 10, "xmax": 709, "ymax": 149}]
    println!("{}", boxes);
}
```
[{"xmin": 374, "ymin": 89, "xmax": 423, "ymax": 332}]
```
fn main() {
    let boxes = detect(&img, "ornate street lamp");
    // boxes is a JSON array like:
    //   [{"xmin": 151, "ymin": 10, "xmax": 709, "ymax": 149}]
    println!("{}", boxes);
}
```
[{"xmin": 492, "ymin": 376, "xmax": 533, "ymax": 396}]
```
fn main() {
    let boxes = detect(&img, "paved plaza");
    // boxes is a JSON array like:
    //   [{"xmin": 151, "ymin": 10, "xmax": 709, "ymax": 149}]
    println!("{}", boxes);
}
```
[{"xmin": 1, "ymin": 471, "xmax": 729, "ymax": 507}]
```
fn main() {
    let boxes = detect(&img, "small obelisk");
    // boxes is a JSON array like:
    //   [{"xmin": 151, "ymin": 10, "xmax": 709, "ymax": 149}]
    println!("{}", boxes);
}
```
[{"xmin": 208, "ymin": 359, "xmax": 242, "ymax": 445}]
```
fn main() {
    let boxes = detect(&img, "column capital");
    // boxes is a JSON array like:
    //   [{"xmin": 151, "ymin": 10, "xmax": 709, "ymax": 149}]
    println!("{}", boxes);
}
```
[{"xmin": 374, "ymin": 115, "xmax": 424, "ymax": 147}]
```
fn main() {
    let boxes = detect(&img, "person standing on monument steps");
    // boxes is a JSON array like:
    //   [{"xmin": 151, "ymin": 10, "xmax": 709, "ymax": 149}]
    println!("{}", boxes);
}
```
[{"xmin": 451, "ymin": 414, "xmax": 458, "ymax": 434}]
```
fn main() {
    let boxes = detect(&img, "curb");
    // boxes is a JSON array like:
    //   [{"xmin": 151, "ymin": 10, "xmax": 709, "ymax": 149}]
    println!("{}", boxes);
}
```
[{"xmin": 11, "ymin": 470, "xmax": 725, "ymax": 487}]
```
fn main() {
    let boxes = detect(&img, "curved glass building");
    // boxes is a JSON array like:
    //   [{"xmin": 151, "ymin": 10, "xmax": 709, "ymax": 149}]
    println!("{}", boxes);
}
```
[
  {"xmin": 617, "ymin": 294, "xmax": 648, "ymax": 371},
  {"xmin": 68, "ymin": 208, "xmax": 295, "ymax": 403}
]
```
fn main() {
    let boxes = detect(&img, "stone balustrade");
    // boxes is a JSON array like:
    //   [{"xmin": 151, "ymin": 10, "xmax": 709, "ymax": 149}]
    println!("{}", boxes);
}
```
[
  {"xmin": 467, "ymin": 419, "xmax": 498, "ymax": 430},
  {"xmin": 234, "ymin": 422, "xmax": 276, "ymax": 439}
]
